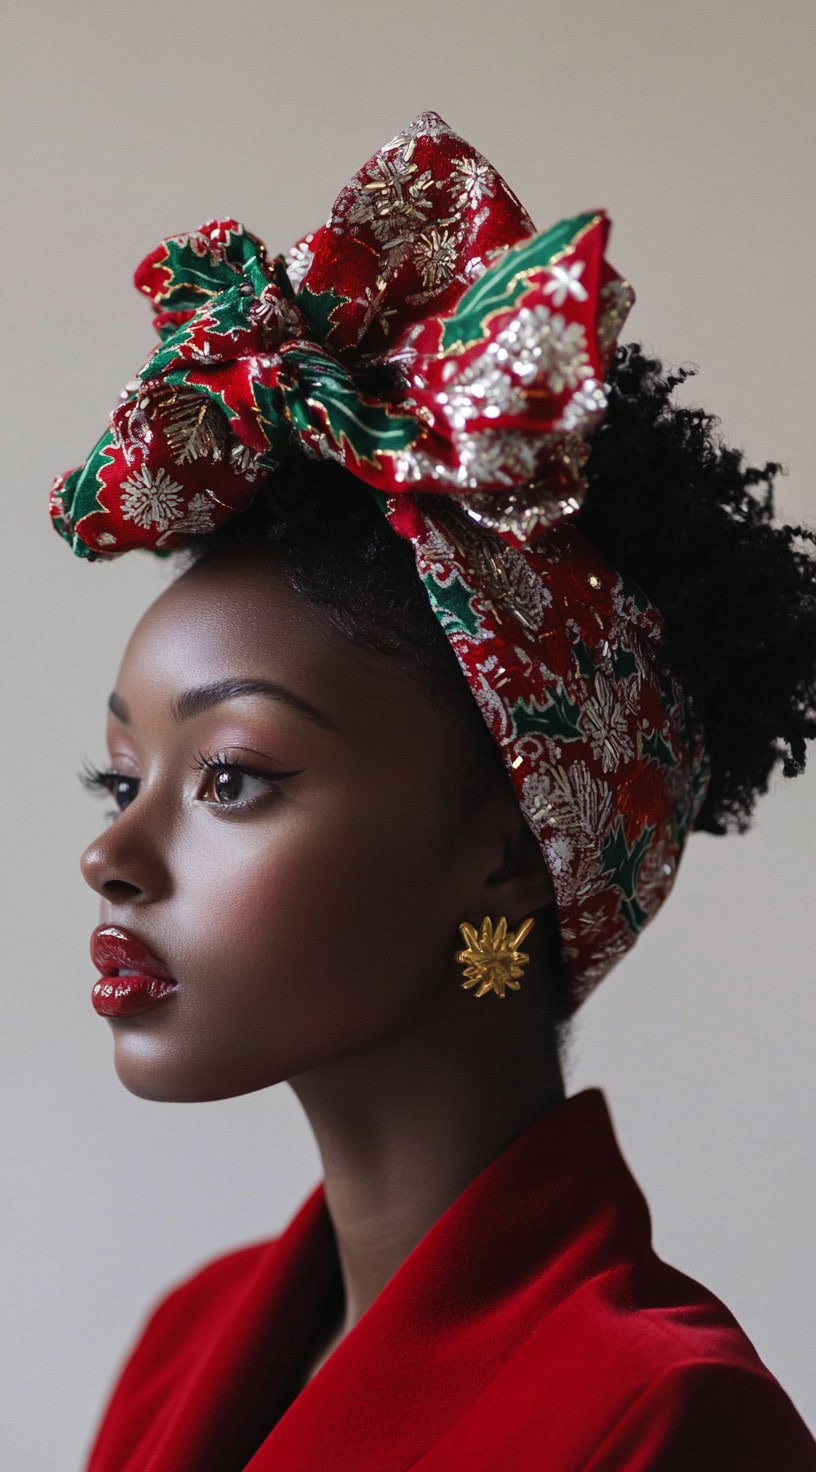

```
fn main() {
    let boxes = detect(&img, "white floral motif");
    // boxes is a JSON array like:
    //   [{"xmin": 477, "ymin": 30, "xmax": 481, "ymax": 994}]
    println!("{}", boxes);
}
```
[
  {"xmin": 413, "ymin": 226, "xmax": 459, "ymax": 290},
  {"xmin": 492, "ymin": 306, "xmax": 593, "ymax": 395},
  {"xmin": 463, "ymin": 254, "xmax": 489, "ymax": 281},
  {"xmin": 120, "ymin": 465, "xmax": 184, "ymax": 531},
  {"xmin": 249, "ymin": 290, "xmax": 303, "ymax": 343},
  {"xmin": 556, "ymin": 379, "xmax": 608, "ymax": 433},
  {"xmin": 345, "ymin": 145, "xmax": 435, "ymax": 248},
  {"xmin": 414, "ymin": 520, "xmax": 459, "ymax": 573},
  {"xmin": 579, "ymin": 672, "xmax": 635, "ymax": 772},
  {"xmin": 441, "ymin": 516, "xmax": 555, "ymax": 632},
  {"xmin": 535, "ymin": 759, "xmax": 612, "ymax": 841},
  {"xmin": 156, "ymin": 491, "xmax": 217, "ymax": 541},
  {"xmin": 440, "ymin": 354, "xmax": 527, "ymax": 429},
  {"xmin": 449, "ymin": 155, "xmax": 495, "ymax": 210},
  {"xmin": 229, "ymin": 442, "xmax": 269, "ymax": 482},
  {"xmin": 285, "ymin": 235, "xmax": 315, "ymax": 291},
  {"xmin": 543, "ymin": 834, "xmax": 575, "ymax": 878},
  {"xmin": 543, "ymin": 260, "xmax": 589, "ymax": 307},
  {"xmin": 182, "ymin": 492, "xmax": 217, "ymax": 532},
  {"xmin": 520, "ymin": 758, "xmax": 614, "ymax": 905},
  {"xmin": 455, "ymin": 428, "xmax": 542, "ymax": 487},
  {"xmin": 598, "ymin": 278, "xmax": 636, "ymax": 354},
  {"xmin": 469, "ymin": 654, "xmax": 517, "ymax": 743},
  {"xmin": 114, "ymin": 387, "xmax": 157, "ymax": 465},
  {"xmin": 463, "ymin": 483, "xmax": 578, "ymax": 543},
  {"xmin": 394, "ymin": 427, "xmax": 542, "ymax": 492},
  {"xmin": 474, "ymin": 538, "xmax": 554, "ymax": 630}
]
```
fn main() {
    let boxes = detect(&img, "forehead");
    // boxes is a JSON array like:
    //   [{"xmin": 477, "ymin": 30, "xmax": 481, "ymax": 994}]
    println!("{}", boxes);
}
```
[{"xmin": 117, "ymin": 547, "xmax": 461, "ymax": 752}]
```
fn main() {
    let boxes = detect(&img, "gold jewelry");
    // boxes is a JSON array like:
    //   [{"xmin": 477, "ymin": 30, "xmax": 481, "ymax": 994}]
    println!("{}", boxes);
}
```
[{"xmin": 455, "ymin": 915, "xmax": 536, "ymax": 998}]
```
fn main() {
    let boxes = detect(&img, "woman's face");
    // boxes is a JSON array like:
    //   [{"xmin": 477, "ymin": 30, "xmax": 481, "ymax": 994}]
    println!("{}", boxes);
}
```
[{"xmin": 80, "ymin": 547, "xmax": 546, "ymax": 1102}]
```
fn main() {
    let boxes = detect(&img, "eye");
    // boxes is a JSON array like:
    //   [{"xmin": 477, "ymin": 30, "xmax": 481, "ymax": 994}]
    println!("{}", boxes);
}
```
[
  {"xmin": 193, "ymin": 752, "xmax": 305, "ymax": 811},
  {"xmin": 79, "ymin": 753, "xmax": 304, "ymax": 819},
  {"xmin": 80, "ymin": 761, "xmax": 140, "ymax": 814},
  {"xmin": 202, "ymin": 765, "xmax": 271, "ymax": 806}
]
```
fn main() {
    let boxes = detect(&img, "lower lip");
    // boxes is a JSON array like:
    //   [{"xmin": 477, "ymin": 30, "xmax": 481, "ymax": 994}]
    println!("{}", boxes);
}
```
[{"xmin": 92, "ymin": 974, "xmax": 178, "ymax": 1018}]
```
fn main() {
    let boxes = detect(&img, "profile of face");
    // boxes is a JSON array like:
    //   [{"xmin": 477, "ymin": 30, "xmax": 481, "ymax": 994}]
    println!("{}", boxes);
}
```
[{"xmin": 80, "ymin": 547, "xmax": 556, "ymax": 1104}]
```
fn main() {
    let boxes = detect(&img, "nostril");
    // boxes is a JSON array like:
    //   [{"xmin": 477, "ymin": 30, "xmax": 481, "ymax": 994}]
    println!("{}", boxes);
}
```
[
  {"xmin": 80, "ymin": 835, "xmax": 166, "ymax": 904},
  {"xmin": 101, "ymin": 880, "xmax": 143, "ymax": 901}
]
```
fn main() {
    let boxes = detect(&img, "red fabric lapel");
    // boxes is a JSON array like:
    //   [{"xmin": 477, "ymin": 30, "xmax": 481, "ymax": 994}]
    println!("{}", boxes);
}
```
[
  {"xmin": 91, "ymin": 1089, "xmax": 639, "ymax": 1470},
  {"xmin": 242, "ymin": 1089, "xmax": 644, "ymax": 1469},
  {"xmin": 106, "ymin": 1187, "xmax": 337, "ymax": 1471}
]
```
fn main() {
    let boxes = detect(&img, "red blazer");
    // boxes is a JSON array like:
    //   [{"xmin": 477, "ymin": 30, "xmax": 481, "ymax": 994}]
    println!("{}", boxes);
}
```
[{"xmin": 86, "ymin": 1089, "xmax": 815, "ymax": 1470}]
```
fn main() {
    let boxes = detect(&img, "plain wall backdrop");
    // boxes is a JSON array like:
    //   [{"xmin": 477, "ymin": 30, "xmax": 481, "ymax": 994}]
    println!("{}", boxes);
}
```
[{"xmin": 2, "ymin": 1, "xmax": 814, "ymax": 1464}]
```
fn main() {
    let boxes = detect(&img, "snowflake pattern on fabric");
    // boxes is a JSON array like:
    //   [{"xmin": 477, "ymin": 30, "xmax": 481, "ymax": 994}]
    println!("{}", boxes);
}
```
[
  {"xmin": 449, "ymin": 154, "xmax": 495, "ymax": 210},
  {"xmin": 48, "ymin": 110, "xmax": 710, "ymax": 1011},
  {"xmin": 119, "ymin": 466, "xmax": 183, "ymax": 531},
  {"xmin": 284, "ymin": 235, "xmax": 316, "ymax": 291},
  {"xmin": 544, "ymin": 260, "xmax": 589, "ymax": 307}
]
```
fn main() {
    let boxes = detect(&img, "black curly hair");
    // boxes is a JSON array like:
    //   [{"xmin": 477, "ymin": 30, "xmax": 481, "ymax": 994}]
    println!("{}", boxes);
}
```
[
  {"xmin": 188, "ymin": 342, "xmax": 816, "ymax": 839},
  {"xmin": 580, "ymin": 345, "xmax": 816, "ymax": 836}
]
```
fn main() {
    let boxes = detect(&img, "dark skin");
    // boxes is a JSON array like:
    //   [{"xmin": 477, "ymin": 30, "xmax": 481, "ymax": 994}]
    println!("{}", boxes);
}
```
[{"xmin": 80, "ymin": 546, "xmax": 564, "ymax": 1386}]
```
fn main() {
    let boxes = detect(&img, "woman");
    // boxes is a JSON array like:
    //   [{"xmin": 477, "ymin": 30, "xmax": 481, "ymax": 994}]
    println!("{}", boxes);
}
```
[{"xmin": 52, "ymin": 112, "xmax": 816, "ymax": 1468}]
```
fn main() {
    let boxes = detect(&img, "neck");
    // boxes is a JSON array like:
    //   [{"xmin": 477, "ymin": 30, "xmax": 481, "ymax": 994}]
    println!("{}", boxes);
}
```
[{"xmin": 287, "ymin": 969, "xmax": 564, "ymax": 1343}]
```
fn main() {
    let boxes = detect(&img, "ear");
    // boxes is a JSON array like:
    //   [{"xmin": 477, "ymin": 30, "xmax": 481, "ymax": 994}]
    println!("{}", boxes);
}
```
[{"xmin": 481, "ymin": 809, "xmax": 556, "ymax": 918}]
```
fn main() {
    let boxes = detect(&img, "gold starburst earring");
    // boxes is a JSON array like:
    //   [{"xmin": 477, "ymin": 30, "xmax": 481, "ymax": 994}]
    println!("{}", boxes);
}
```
[{"xmin": 455, "ymin": 915, "xmax": 536, "ymax": 999}]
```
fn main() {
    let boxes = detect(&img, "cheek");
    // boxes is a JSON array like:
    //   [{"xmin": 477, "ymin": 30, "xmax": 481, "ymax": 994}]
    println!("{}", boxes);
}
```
[{"xmin": 169, "ymin": 785, "xmax": 459, "ymax": 1068}]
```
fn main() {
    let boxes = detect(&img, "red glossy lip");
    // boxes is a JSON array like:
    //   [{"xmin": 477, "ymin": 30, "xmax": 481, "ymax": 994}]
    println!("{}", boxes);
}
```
[
  {"xmin": 90, "ymin": 926, "xmax": 177, "ymax": 1018},
  {"xmin": 91, "ymin": 925, "xmax": 175, "ymax": 980}
]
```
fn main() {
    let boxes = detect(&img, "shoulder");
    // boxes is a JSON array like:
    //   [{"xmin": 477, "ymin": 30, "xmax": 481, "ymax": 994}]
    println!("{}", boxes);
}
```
[
  {"xmin": 466, "ymin": 1247, "xmax": 816, "ymax": 1466},
  {"xmin": 133, "ymin": 1235, "xmax": 275, "ymax": 1348},
  {"xmin": 461, "ymin": 1313, "xmax": 816, "ymax": 1468},
  {"xmin": 578, "ymin": 1246, "xmax": 816, "ymax": 1460},
  {"xmin": 99, "ymin": 1231, "xmax": 282, "ymax": 1410},
  {"xmin": 581, "ymin": 1358, "xmax": 816, "ymax": 1470},
  {"xmin": 84, "ymin": 1233, "xmax": 284, "ymax": 1470},
  {"xmin": 114, "ymin": 1176, "xmax": 328, "ymax": 1372}
]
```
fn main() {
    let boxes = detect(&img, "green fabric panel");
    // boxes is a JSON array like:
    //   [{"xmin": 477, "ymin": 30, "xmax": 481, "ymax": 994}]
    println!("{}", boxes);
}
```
[
  {"xmin": 284, "ymin": 349, "xmax": 420, "ymax": 461},
  {"xmin": 601, "ymin": 823, "xmax": 654, "ymax": 919},
  {"xmin": 251, "ymin": 381, "xmax": 290, "ymax": 452},
  {"xmin": 642, "ymin": 727, "xmax": 678, "ymax": 769},
  {"xmin": 297, "ymin": 286, "xmax": 350, "ymax": 342},
  {"xmin": 421, "ymin": 570, "xmax": 482, "ymax": 638},
  {"xmin": 152, "ymin": 236, "xmax": 241, "ymax": 310},
  {"xmin": 512, "ymin": 689, "xmax": 584, "ymax": 742},
  {"xmin": 440, "ymin": 213, "xmax": 596, "ymax": 354}
]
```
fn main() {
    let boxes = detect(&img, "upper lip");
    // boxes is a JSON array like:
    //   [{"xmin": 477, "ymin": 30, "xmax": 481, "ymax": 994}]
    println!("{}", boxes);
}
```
[{"xmin": 91, "ymin": 925, "xmax": 176, "ymax": 982}]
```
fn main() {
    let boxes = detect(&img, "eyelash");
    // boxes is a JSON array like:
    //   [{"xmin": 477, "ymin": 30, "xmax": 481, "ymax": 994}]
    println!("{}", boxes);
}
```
[{"xmin": 79, "ymin": 751, "xmax": 301, "ymax": 818}]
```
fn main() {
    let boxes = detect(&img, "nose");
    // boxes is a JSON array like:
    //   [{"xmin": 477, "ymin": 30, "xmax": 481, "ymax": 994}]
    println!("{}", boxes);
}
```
[{"xmin": 80, "ymin": 808, "xmax": 170, "ymax": 906}]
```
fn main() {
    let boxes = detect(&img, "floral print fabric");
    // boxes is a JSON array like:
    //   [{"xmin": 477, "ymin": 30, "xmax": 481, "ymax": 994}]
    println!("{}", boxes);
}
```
[{"xmin": 49, "ymin": 110, "xmax": 710, "ymax": 1008}]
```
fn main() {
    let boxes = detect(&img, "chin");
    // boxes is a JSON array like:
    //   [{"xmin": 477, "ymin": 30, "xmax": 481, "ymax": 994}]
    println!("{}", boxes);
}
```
[{"xmin": 110, "ymin": 1032, "xmax": 292, "ymax": 1104}]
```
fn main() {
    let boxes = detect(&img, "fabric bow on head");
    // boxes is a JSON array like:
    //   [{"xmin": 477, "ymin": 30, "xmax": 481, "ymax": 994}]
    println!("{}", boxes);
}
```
[
  {"xmin": 49, "ymin": 110, "xmax": 634, "ymax": 558},
  {"xmin": 50, "ymin": 111, "xmax": 709, "ymax": 1011}
]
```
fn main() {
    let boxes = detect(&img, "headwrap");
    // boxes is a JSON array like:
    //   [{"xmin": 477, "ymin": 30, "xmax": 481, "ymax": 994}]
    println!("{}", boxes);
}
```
[{"xmin": 50, "ymin": 110, "xmax": 710, "ymax": 1011}]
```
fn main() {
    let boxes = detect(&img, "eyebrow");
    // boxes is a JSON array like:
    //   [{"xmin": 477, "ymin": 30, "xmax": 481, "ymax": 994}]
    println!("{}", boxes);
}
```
[{"xmin": 107, "ymin": 679, "xmax": 340, "ymax": 733}]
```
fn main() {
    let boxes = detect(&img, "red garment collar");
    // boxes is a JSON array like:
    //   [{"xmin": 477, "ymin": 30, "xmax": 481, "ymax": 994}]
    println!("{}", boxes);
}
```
[{"xmin": 128, "ymin": 1088, "xmax": 651, "ymax": 1470}]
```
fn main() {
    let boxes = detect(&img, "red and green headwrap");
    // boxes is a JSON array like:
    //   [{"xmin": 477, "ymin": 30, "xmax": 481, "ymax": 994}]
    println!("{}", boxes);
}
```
[{"xmin": 50, "ymin": 110, "xmax": 710, "ymax": 1010}]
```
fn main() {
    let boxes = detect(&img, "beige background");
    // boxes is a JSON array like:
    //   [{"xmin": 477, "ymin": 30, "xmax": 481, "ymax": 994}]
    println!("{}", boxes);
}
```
[{"xmin": 2, "ymin": 1, "xmax": 814, "ymax": 1464}]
